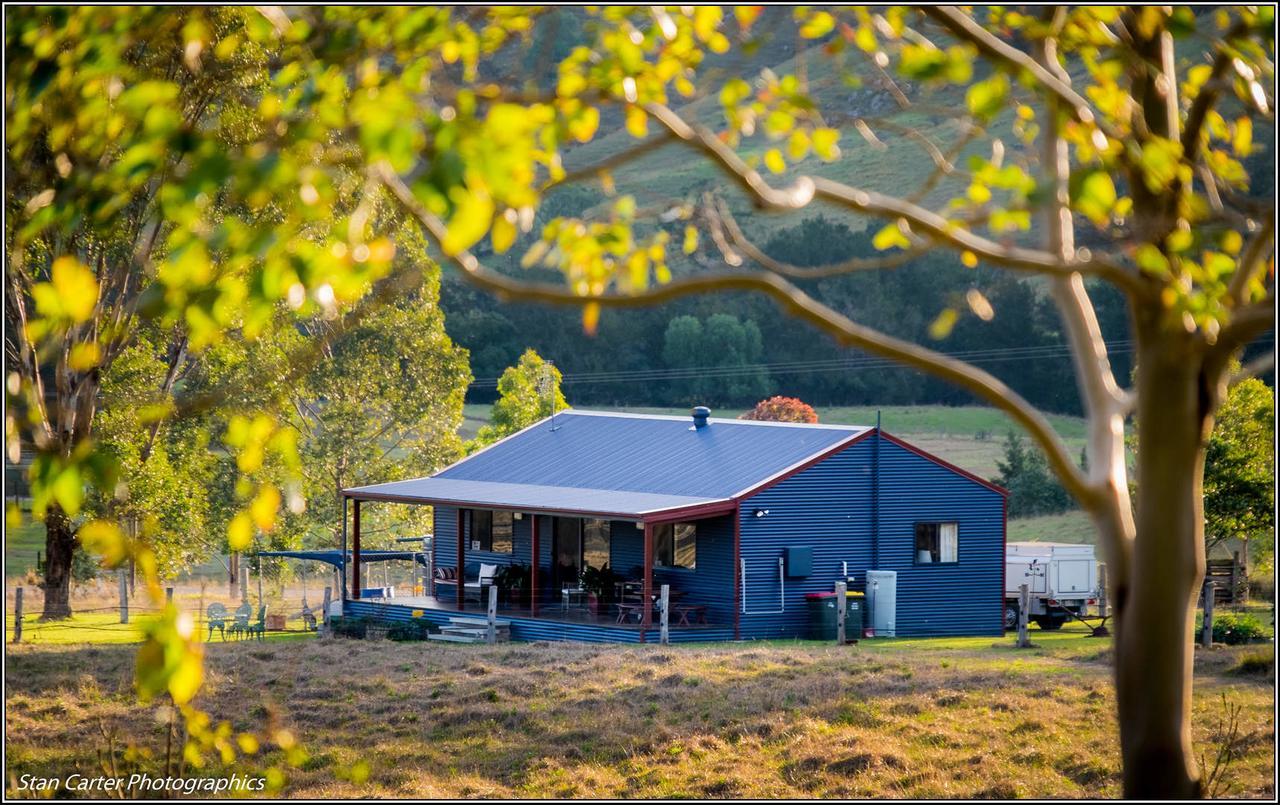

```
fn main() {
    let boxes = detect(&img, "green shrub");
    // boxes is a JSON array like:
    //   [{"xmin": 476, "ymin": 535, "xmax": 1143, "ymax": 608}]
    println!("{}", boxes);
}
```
[
  {"xmin": 1212, "ymin": 612, "xmax": 1269, "ymax": 645},
  {"xmin": 330, "ymin": 616, "xmax": 369, "ymax": 639},
  {"xmin": 387, "ymin": 619, "xmax": 435, "ymax": 641}
]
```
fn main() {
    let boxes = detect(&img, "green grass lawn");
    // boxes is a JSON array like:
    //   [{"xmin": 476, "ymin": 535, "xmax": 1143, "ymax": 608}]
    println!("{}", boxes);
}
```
[
  {"xmin": 5, "ymin": 519, "xmax": 45, "ymax": 580},
  {"xmin": 5, "ymin": 610, "xmax": 318, "ymax": 646}
]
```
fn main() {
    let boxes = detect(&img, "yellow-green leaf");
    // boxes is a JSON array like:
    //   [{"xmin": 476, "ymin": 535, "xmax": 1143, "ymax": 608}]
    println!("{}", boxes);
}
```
[
  {"xmin": 250, "ymin": 484, "xmax": 281, "ymax": 532},
  {"xmin": 625, "ymin": 105, "xmax": 648, "ymax": 138},
  {"xmin": 68, "ymin": 341, "xmax": 101, "ymax": 371},
  {"xmin": 965, "ymin": 73, "xmax": 1009, "ymax": 122},
  {"xmin": 928, "ymin": 308, "xmax": 959, "ymax": 339},
  {"xmin": 799, "ymin": 11, "xmax": 836, "ymax": 39},
  {"xmin": 811, "ymin": 127, "xmax": 840, "ymax": 160},
  {"xmin": 491, "ymin": 214, "xmax": 517, "ymax": 254},
  {"xmin": 228, "ymin": 512, "xmax": 254, "ymax": 551},
  {"xmin": 1232, "ymin": 117, "xmax": 1253, "ymax": 157},
  {"xmin": 763, "ymin": 148, "xmax": 786, "ymax": 174},
  {"xmin": 441, "ymin": 190, "xmax": 495, "ymax": 256},
  {"xmin": 569, "ymin": 106, "xmax": 599, "ymax": 143},
  {"xmin": 872, "ymin": 220, "xmax": 910, "ymax": 251},
  {"xmin": 683, "ymin": 225, "xmax": 699, "ymax": 255},
  {"xmin": 79, "ymin": 519, "xmax": 128, "ymax": 566}
]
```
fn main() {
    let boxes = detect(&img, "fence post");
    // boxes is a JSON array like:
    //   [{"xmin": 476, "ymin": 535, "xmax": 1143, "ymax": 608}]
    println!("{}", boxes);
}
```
[
  {"xmin": 1016, "ymin": 584, "xmax": 1030, "ymax": 648},
  {"xmin": 13, "ymin": 587, "xmax": 23, "ymax": 644},
  {"xmin": 118, "ymin": 570, "xmax": 129, "ymax": 624},
  {"xmin": 835, "ymin": 581, "xmax": 847, "ymax": 645},
  {"xmin": 165, "ymin": 587, "xmax": 173, "ymax": 605},
  {"xmin": 486, "ymin": 584, "xmax": 498, "ymax": 645},
  {"xmin": 321, "ymin": 586, "xmax": 332, "ymax": 635},
  {"xmin": 1201, "ymin": 580, "xmax": 1215, "ymax": 647},
  {"xmin": 240, "ymin": 567, "xmax": 250, "ymax": 604},
  {"xmin": 659, "ymin": 584, "xmax": 670, "ymax": 645},
  {"xmin": 1097, "ymin": 562, "xmax": 1108, "ymax": 618}
]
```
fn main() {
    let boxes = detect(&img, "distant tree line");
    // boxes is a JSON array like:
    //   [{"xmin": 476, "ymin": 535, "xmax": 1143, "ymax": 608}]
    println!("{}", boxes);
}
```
[{"xmin": 445, "ymin": 214, "xmax": 1141, "ymax": 415}]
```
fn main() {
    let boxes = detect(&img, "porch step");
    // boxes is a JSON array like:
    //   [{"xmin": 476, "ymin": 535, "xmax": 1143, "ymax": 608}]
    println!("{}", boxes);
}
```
[
  {"xmin": 448, "ymin": 616, "xmax": 512, "ymax": 628},
  {"xmin": 427, "ymin": 633, "xmax": 486, "ymax": 644},
  {"xmin": 439, "ymin": 624, "xmax": 509, "ymax": 638}
]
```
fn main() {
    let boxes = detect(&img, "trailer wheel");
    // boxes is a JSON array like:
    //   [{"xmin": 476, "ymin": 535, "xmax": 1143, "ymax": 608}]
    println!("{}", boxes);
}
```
[{"xmin": 1003, "ymin": 602, "xmax": 1019, "ymax": 631}]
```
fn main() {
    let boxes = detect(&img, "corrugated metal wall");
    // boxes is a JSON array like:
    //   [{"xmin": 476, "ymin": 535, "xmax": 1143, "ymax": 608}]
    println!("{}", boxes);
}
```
[
  {"xmin": 738, "ymin": 434, "xmax": 1003, "ymax": 639},
  {"xmin": 610, "ymin": 515, "xmax": 735, "ymax": 626},
  {"xmin": 875, "ymin": 437, "xmax": 1003, "ymax": 635},
  {"xmin": 738, "ymin": 439, "xmax": 874, "ymax": 639}
]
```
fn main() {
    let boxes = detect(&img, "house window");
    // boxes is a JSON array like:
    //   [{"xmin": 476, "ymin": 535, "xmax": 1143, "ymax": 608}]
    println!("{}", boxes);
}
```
[
  {"xmin": 915, "ymin": 522, "xmax": 958, "ymax": 564},
  {"xmin": 584, "ymin": 519, "xmax": 610, "ymax": 570},
  {"xmin": 654, "ymin": 522, "xmax": 696, "ymax": 569},
  {"xmin": 471, "ymin": 510, "xmax": 513, "ymax": 553}
]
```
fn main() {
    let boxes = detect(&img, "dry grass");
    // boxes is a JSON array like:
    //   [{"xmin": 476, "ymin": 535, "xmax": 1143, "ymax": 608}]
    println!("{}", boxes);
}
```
[{"xmin": 5, "ymin": 628, "xmax": 1274, "ymax": 798}]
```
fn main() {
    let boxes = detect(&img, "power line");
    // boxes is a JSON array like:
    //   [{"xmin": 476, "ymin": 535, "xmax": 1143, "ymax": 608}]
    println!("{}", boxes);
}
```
[{"xmin": 467, "ymin": 339, "xmax": 1142, "ymax": 389}]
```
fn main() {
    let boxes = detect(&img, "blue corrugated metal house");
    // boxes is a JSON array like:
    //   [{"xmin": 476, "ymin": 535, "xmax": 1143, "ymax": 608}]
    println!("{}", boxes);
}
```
[{"xmin": 342, "ymin": 408, "xmax": 1006, "ymax": 642}]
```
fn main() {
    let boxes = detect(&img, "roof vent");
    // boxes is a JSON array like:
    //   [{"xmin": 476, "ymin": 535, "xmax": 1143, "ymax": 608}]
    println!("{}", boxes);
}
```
[{"xmin": 691, "ymin": 406, "xmax": 711, "ymax": 429}]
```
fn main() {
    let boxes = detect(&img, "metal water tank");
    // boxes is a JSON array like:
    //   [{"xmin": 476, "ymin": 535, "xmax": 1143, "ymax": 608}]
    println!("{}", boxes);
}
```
[{"xmin": 865, "ymin": 570, "xmax": 897, "ymax": 637}]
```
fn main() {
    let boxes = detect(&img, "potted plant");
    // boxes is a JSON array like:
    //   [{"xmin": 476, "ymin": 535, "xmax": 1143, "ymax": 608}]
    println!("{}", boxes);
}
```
[
  {"xmin": 578, "ymin": 564, "xmax": 617, "ymax": 617},
  {"xmin": 494, "ymin": 563, "xmax": 531, "ymax": 608}
]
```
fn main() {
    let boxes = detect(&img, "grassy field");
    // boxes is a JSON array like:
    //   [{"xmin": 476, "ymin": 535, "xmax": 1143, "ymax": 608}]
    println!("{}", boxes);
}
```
[{"xmin": 4, "ymin": 624, "xmax": 1273, "ymax": 798}]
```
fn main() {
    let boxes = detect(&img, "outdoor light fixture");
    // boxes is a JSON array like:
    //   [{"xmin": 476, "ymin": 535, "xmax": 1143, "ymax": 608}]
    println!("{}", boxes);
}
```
[
  {"xmin": 513, "ymin": 512, "xmax": 523, "ymax": 520},
  {"xmin": 753, "ymin": 508, "xmax": 769, "ymax": 518}
]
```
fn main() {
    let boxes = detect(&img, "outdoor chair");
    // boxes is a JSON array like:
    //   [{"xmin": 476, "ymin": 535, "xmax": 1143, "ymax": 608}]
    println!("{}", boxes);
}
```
[
  {"xmin": 228, "ymin": 603, "xmax": 252, "ymax": 640},
  {"xmin": 246, "ymin": 606, "xmax": 267, "ymax": 641},
  {"xmin": 206, "ymin": 603, "xmax": 229, "ymax": 641}
]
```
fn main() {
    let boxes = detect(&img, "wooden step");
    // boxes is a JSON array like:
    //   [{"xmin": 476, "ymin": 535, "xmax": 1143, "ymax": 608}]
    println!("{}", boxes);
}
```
[
  {"xmin": 439, "ymin": 625, "xmax": 507, "ymax": 636},
  {"xmin": 427, "ymin": 633, "xmax": 486, "ymax": 644},
  {"xmin": 448, "ymin": 616, "xmax": 512, "ymax": 628}
]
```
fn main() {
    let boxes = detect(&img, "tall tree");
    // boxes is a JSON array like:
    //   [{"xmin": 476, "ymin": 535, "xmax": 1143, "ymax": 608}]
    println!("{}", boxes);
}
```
[
  {"xmin": 473, "ymin": 348, "xmax": 567, "ymax": 447},
  {"xmin": 993, "ymin": 431, "xmax": 1075, "ymax": 518},
  {"xmin": 363, "ymin": 8, "xmax": 1275, "ymax": 795},
  {"xmin": 1202, "ymin": 377, "xmax": 1274, "ymax": 564}
]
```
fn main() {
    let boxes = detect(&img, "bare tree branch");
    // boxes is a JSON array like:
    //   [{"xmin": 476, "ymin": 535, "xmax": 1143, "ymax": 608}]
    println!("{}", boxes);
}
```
[
  {"xmin": 376, "ymin": 160, "xmax": 1097, "ymax": 504},
  {"xmin": 710, "ymin": 196, "xmax": 929, "ymax": 279},
  {"xmin": 555, "ymin": 132, "xmax": 677, "ymax": 187},
  {"xmin": 641, "ymin": 102, "xmax": 1145, "ymax": 293},
  {"xmin": 1226, "ymin": 217, "xmax": 1275, "ymax": 307},
  {"xmin": 923, "ymin": 6, "xmax": 1120, "ymax": 142},
  {"xmin": 1216, "ymin": 295, "xmax": 1277, "ymax": 350}
]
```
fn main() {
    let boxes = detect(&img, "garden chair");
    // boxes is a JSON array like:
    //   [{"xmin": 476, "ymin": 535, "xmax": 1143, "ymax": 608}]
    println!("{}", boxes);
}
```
[
  {"xmin": 228, "ymin": 603, "xmax": 252, "ymax": 640},
  {"xmin": 246, "ymin": 606, "xmax": 267, "ymax": 641},
  {"xmin": 206, "ymin": 603, "xmax": 229, "ymax": 641}
]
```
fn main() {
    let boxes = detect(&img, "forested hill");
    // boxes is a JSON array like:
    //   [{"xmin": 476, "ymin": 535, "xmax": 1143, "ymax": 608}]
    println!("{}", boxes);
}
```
[{"xmin": 443, "ymin": 9, "xmax": 1274, "ymax": 416}]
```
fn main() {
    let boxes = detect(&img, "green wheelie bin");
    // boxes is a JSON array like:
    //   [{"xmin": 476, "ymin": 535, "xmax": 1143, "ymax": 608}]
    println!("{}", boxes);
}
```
[{"xmin": 805, "ymin": 590, "xmax": 864, "ymax": 641}]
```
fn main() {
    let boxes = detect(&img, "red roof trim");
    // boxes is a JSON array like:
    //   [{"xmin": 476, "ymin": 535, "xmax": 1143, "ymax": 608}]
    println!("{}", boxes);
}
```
[{"xmin": 877, "ymin": 430, "xmax": 1009, "ymax": 496}]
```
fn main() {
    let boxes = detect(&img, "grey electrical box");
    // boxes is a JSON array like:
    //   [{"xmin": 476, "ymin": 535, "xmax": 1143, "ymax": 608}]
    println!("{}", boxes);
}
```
[{"xmin": 784, "ymin": 546, "xmax": 813, "ymax": 578}]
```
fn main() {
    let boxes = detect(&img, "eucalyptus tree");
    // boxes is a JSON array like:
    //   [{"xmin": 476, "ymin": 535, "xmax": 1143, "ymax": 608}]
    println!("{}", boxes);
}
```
[{"xmin": 6, "ymin": 6, "xmax": 1274, "ymax": 796}]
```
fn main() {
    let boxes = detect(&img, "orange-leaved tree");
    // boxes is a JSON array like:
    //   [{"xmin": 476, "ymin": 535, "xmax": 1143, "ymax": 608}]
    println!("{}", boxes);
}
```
[{"xmin": 740, "ymin": 396, "xmax": 819, "ymax": 423}]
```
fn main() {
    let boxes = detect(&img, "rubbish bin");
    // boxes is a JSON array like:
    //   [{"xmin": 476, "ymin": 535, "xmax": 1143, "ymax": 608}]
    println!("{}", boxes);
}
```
[{"xmin": 805, "ymin": 591, "xmax": 865, "ymax": 641}]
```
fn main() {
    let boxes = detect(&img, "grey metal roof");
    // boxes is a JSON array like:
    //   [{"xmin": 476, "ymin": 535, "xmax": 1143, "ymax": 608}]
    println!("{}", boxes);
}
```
[
  {"xmin": 345, "ymin": 409, "xmax": 869, "ymax": 516},
  {"xmin": 344, "ymin": 476, "xmax": 728, "ymax": 519}
]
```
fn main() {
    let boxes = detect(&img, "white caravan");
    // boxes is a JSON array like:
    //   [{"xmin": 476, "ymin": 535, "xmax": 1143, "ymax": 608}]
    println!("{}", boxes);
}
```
[{"xmin": 1004, "ymin": 542, "xmax": 1098, "ymax": 630}]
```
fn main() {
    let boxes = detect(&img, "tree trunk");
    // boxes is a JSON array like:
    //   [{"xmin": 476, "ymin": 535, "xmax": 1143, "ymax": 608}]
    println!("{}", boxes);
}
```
[
  {"xmin": 1114, "ymin": 335, "xmax": 1214, "ymax": 798},
  {"xmin": 40, "ymin": 504, "xmax": 76, "ymax": 620}
]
